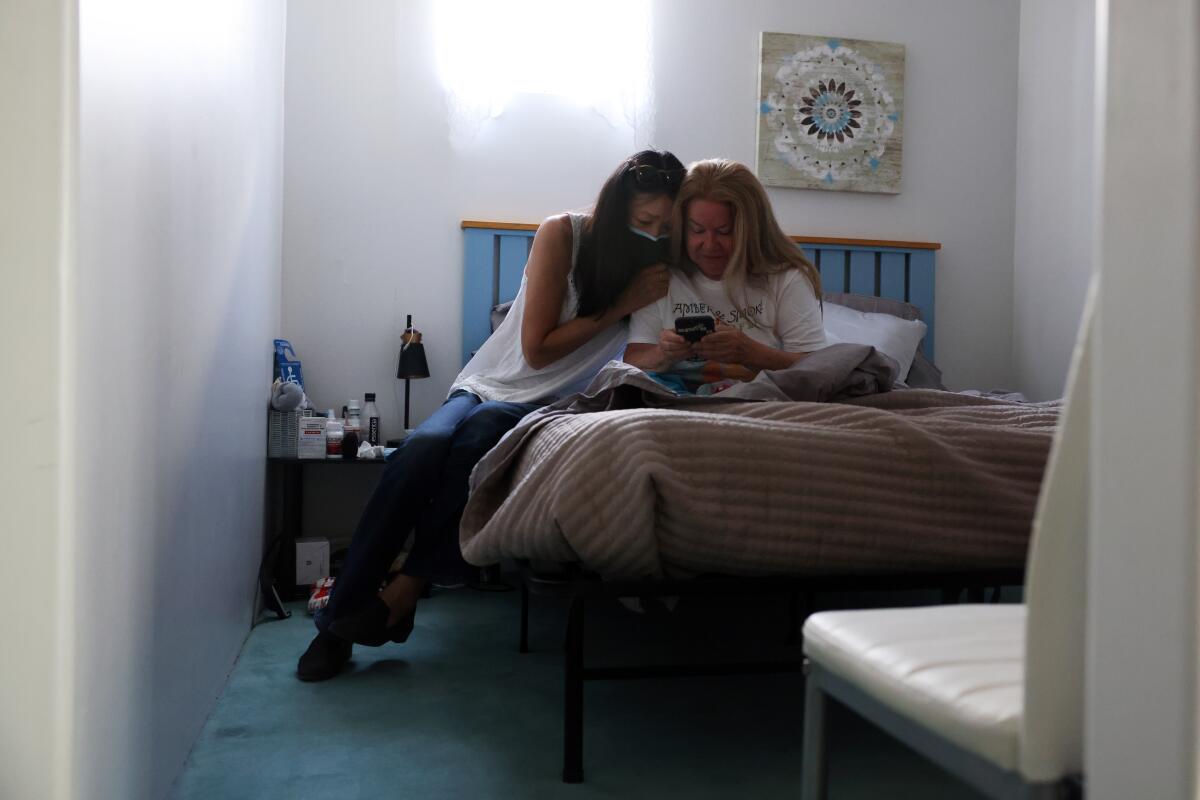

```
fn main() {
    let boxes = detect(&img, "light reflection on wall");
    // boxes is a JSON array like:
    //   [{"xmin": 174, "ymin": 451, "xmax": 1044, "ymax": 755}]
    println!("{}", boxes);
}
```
[{"xmin": 432, "ymin": 0, "xmax": 653, "ymax": 144}]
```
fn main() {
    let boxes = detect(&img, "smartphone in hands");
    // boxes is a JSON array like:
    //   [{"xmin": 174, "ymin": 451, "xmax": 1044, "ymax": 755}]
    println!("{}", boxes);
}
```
[{"xmin": 674, "ymin": 315, "xmax": 715, "ymax": 343}]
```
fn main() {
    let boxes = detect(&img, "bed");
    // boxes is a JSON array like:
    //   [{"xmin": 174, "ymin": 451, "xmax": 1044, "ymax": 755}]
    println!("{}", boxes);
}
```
[{"xmin": 456, "ymin": 220, "xmax": 1054, "ymax": 782}]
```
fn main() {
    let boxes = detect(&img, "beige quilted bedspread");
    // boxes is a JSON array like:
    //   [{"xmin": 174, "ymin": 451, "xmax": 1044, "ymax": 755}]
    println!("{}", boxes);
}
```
[{"xmin": 459, "ymin": 385, "xmax": 1059, "ymax": 579}]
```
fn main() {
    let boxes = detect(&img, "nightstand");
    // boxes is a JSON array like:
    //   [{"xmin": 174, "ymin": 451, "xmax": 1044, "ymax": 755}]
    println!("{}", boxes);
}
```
[{"xmin": 261, "ymin": 456, "xmax": 389, "ymax": 619}]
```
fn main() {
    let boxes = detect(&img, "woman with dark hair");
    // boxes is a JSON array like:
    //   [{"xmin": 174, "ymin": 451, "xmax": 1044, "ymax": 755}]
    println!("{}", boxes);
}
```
[{"xmin": 298, "ymin": 149, "xmax": 685, "ymax": 681}]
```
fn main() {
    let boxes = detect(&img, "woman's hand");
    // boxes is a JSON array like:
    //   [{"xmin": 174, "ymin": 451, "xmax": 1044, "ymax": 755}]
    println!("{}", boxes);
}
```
[
  {"xmin": 692, "ymin": 320, "xmax": 809, "ymax": 372},
  {"xmin": 658, "ymin": 328, "xmax": 693, "ymax": 363},
  {"xmin": 692, "ymin": 320, "xmax": 754, "ymax": 364},
  {"xmin": 623, "ymin": 329, "xmax": 691, "ymax": 372},
  {"xmin": 616, "ymin": 263, "xmax": 670, "ymax": 316}
]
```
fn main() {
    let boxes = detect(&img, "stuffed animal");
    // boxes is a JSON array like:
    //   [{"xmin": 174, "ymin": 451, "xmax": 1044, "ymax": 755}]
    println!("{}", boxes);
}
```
[{"xmin": 271, "ymin": 378, "xmax": 306, "ymax": 412}]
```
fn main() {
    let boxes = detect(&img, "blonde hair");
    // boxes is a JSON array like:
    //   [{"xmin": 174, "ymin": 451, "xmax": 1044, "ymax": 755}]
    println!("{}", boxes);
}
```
[{"xmin": 670, "ymin": 159, "xmax": 821, "ymax": 321}]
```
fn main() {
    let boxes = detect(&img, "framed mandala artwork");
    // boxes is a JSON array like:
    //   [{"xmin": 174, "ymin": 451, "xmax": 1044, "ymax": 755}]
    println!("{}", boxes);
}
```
[{"xmin": 757, "ymin": 32, "xmax": 905, "ymax": 194}]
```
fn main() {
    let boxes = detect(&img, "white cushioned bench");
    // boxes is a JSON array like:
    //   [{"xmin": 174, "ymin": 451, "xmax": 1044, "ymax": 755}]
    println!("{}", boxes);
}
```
[
  {"xmin": 799, "ymin": 294, "xmax": 1094, "ymax": 800},
  {"xmin": 805, "ymin": 604, "xmax": 1025, "ymax": 771}
]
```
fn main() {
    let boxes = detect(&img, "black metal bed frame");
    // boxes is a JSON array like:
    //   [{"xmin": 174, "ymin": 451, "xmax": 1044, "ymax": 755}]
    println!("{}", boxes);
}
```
[{"xmin": 515, "ymin": 560, "xmax": 1025, "ymax": 784}]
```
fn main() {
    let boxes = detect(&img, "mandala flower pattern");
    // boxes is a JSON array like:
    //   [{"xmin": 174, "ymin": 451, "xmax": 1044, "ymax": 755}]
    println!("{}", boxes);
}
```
[
  {"xmin": 800, "ymin": 80, "xmax": 862, "ymax": 144},
  {"xmin": 758, "ymin": 35, "xmax": 904, "ymax": 193}
]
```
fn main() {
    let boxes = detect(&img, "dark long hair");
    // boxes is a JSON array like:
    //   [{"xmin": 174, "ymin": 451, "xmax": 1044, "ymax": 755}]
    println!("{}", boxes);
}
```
[{"xmin": 574, "ymin": 149, "xmax": 685, "ymax": 318}]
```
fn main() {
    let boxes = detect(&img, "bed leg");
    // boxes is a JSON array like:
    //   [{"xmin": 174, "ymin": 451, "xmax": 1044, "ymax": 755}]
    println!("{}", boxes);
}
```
[
  {"xmin": 563, "ymin": 595, "xmax": 585, "ymax": 784},
  {"xmin": 519, "ymin": 580, "xmax": 530, "ymax": 654},
  {"xmin": 989, "ymin": 585, "xmax": 1003, "ymax": 604},
  {"xmin": 801, "ymin": 661, "xmax": 829, "ymax": 800}
]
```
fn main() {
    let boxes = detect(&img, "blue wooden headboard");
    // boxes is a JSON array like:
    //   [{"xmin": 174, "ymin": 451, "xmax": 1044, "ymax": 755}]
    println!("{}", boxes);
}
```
[
  {"xmin": 796, "ymin": 236, "xmax": 940, "ymax": 361},
  {"xmin": 461, "ymin": 222, "xmax": 538, "ymax": 365},
  {"xmin": 461, "ymin": 220, "xmax": 941, "ymax": 364}
]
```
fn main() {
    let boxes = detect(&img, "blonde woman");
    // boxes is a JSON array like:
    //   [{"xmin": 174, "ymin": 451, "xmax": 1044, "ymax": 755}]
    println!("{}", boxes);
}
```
[{"xmin": 624, "ymin": 158, "xmax": 824, "ymax": 392}]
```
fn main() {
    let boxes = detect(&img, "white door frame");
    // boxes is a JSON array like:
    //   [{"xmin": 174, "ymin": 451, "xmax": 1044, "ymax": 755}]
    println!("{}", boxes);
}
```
[
  {"xmin": 1087, "ymin": 0, "xmax": 1199, "ymax": 797},
  {"xmin": 0, "ymin": 1, "xmax": 78, "ymax": 798}
]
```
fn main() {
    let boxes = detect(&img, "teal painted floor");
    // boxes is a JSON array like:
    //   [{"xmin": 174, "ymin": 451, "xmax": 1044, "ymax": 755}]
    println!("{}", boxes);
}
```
[{"xmin": 171, "ymin": 584, "xmax": 983, "ymax": 799}]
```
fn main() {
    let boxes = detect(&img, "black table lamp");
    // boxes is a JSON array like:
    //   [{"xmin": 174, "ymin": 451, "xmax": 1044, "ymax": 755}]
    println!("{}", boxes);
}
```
[{"xmin": 397, "ymin": 314, "xmax": 430, "ymax": 431}]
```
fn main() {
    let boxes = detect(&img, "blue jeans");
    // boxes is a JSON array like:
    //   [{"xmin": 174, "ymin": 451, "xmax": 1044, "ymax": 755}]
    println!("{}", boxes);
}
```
[{"xmin": 315, "ymin": 391, "xmax": 541, "ymax": 631}]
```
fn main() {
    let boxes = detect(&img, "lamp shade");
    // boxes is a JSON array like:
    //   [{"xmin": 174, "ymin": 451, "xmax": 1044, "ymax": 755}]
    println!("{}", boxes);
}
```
[{"xmin": 397, "ymin": 315, "xmax": 430, "ymax": 379}]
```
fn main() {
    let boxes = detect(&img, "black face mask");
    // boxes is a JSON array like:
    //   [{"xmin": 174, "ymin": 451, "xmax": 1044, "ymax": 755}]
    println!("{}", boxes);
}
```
[{"xmin": 627, "ymin": 227, "xmax": 671, "ymax": 268}]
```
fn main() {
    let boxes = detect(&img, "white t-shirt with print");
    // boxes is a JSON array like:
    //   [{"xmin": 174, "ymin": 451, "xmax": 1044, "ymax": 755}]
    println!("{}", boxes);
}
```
[{"xmin": 628, "ymin": 266, "xmax": 825, "ymax": 389}]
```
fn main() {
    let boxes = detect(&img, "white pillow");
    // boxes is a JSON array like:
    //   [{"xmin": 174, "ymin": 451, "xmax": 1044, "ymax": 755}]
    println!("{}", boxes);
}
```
[{"xmin": 823, "ymin": 302, "xmax": 928, "ymax": 380}]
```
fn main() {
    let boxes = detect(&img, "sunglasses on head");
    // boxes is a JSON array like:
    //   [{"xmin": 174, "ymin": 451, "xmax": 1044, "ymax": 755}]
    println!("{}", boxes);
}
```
[{"xmin": 627, "ymin": 164, "xmax": 685, "ymax": 190}]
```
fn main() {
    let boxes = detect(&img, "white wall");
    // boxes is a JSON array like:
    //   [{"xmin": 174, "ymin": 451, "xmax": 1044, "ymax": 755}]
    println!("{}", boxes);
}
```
[
  {"xmin": 0, "ymin": 2, "xmax": 76, "ymax": 798},
  {"xmin": 1012, "ymin": 0, "xmax": 1096, "ymax": 401},
  {"xmin": 73, "ymin": 2, "xmax": 286, "ymax": 798},
  {"xmin": 282, "ymin": 0, "xmax": 1021, "ymax": 437}
]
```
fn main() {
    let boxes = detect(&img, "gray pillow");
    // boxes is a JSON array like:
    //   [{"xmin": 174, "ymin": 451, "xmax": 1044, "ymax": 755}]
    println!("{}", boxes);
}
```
[
  {"xmin": 822, "ymin": 292, "xmax": 945, "ymax": 390},
  {"xmin": 822, "ymin": 291, "xmax": 922, "ymax": 322},
  {"xmin": 491, "ymin": 300, "xmax": 514, "ymax": 333},
  {"xmin": 904, "ymin": 350, "xmax": 946, "ymax": 391}
]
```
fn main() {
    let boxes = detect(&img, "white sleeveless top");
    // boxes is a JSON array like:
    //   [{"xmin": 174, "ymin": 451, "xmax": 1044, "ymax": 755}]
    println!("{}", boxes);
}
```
[{"xmin": 450, "ymin": 214, "xmax": 627, "ymax": 403}]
